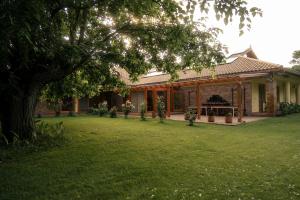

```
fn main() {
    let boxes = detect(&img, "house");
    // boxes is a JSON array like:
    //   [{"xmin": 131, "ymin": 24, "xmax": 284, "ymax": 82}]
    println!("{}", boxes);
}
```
[
  {"xmin": 36, "ymin": 48, "xmax": 300, "ymax": 120},
  {"xmin": 126, "ymin": 48, "xmax": 300, "ymax": 120}
]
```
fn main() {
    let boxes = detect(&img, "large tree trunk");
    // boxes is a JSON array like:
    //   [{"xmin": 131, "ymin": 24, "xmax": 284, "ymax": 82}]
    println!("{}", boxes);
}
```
[{"xmin": 0, "ymin": 85, "xmax": 40, "ymax": 143}]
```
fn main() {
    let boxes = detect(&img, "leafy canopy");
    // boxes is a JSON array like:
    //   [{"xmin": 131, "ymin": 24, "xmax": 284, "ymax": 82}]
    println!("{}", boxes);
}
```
[
  {"xmin": 290, "ymin": 50, "xmax": 300, "ymax": 72},
  {"xmin": 0, "ymin": 0, "xmax": 262, "ymax": 99}
]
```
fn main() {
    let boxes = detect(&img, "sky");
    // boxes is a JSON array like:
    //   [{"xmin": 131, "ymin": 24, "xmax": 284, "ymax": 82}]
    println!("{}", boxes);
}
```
[{"xmin": 199, "ymin": 0, "xmax": 300, "ymax": 67}]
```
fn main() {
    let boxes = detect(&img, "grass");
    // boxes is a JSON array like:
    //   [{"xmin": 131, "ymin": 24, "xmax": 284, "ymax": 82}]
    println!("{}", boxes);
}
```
[{"xmin": 1, "ymin": 114, "xmax": 300, "ymax": 200}]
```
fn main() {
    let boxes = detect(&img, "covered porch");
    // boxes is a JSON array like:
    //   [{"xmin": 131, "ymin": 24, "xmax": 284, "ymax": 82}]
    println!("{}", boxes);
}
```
[{"xmin": 130, "ymin": 76, "xmax": 249, "ymax": 122}]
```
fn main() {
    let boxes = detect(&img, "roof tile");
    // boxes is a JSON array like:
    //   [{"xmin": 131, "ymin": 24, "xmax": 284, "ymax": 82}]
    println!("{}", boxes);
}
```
[{"xmin": 119, "ymin": 57, "xmax": 283, "ymax": 86}]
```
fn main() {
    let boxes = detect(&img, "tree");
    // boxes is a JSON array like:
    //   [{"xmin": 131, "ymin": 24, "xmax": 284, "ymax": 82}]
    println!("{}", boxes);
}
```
[
  {"xmin": 290, "ymin": 50, "xmax": 300, "ymax": 72},
  {"xmin": 0, "ymin": 0, "xmax": 261, "ymax": 142}
]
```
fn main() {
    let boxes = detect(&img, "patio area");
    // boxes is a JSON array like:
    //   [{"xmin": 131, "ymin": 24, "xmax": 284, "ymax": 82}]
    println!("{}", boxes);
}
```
[{"xmin": 169, "ymin": 114, "xmax": 268, "ymax": 125}]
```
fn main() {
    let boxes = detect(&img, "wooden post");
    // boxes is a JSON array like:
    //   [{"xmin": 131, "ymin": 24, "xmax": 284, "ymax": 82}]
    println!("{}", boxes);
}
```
[
  {"xmin": 167, "ymin": 86, "xmax": 171, "ymax": 117},
  {"xmin": 73, "ymin": 98, "xmax": 79, "ymax": 113},
  {"xmin": 237, "ymin": 83, "xmax": 244, "ymax": 122},
  {"xmin": 196, "ymin": 84, "xmax": 201, "ymax": 119},
  {"xmin": 267, "ymin": 80, "xmax": 277, "ymax": 115},
  {"xmin": 286, "ymin": 81, "xmax": 291, "ymax": 103},
  {"xmin": 170, "ymin": 87, "xmax": 174, "ymax": 112},
  {"xmin": 297, "ymin": 84, "xmax": 300, "ymax": 105},
  {"xmin": 144, "ymin": 88, "xmax": 148, "ymax": 112},
  {"xmin": 128, "ymin": 90, "xmax": 132, "ymax": 101},
  {"xmin": 153, "ymin": 89, "xmax": 157, "ymax": 117}
]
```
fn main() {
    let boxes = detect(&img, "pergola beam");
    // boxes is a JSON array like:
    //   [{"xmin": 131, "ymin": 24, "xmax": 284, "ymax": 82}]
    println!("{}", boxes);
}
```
[
  {"xmin": 130, "ymin": 76, "xmax": 245, "ymax": 91},
  {"xmin": 152, "ymin": 89, "xmax": 157, "ymax": 117},
  {"xmin": 237, "ymin": 82, "xmax": 244, "ymax": 122},
  {"xmin": 144, "ymin": 88, "xmax": 148, "ymax": 112},
  {"xmin": 196, "ymin": 84, "xmax": 201, "ymax": 119}
]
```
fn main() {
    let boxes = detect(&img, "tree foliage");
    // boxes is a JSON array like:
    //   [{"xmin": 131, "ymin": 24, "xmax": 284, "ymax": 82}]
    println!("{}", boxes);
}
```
[
  {"xmin": 0, "ymin": 0, "xmax": 261, "ymax": 142},
  {"xmin": 290, "ymin": 50, "xmax": 300, "ymax": 72}
]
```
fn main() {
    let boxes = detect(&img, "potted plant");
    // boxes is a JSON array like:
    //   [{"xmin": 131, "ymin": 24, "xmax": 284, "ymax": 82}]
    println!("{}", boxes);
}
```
[
  {"xmin": 225, "ymin": 112, "xmax": 233, "ymax": 123},
  {"xmin": 152, "ymin": 111, "xmax": 156, "ymax": 118},
  {"xmin": 122, "ymin": 100, "xmax": 135, "ymax": 118},
  {"xmin": 207, "ymin": 109, "xmax": 215, "ymax": 122}
]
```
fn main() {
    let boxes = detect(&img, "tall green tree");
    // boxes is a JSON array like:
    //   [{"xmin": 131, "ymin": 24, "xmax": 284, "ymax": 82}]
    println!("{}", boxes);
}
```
[
  {"xmin": 0, "ymin": 0, "xmax": 261, "ymax": 142},
  {"xmin": 290, "ymin": 50, "xmax": 300, "ymax": 71}
]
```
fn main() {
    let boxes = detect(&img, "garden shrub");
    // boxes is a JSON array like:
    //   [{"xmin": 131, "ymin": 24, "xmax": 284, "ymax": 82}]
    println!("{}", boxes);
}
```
[
  {"xmin": 68, "ymin": 111, "xmax": 76, "ymax": 117},
  {"xmin": 140, "ymin": 102, "xmax": 146, "ymax": 121},
  {"xmin": 98, "ymin": 101, "xmax": 108, "ymax": 116},
  {"xmin": 279, "ymin": 102, "xmax": 300, "ymax": 115},
  {"xmin": 38, "ymin": 120, "xmax": 65, "ymax": 143},
  {"xmin": 185, "ymin": 108, "xmax": 196, "ymax": 126},
  {"xmin": 0, "ymin": 121, "xmax": 66, "ymax": 163},
  {"xmin": 157, "ymin": 96, "xmax": 165, "ymax": 122},
  {"xmin": 0, "ymin": 121, "xmax": 66, "ymax": 147},
  {"xmin": 0, "ymin": 130, "xmax": 8, "ymax": 145},
  {"xmin": 122, "ymin": 100, "xmax": 135, "ymax": 118},
  {"xmin": 47, "ymin": 100, "xmax": 62, "ymax": 117},
  {"xmin": 88, "ymin": 107, "xmax": 100, "ymax": 115},
  {"xmin": 109, "ymin": 106, "xmax": 118, "ymax": 118}
]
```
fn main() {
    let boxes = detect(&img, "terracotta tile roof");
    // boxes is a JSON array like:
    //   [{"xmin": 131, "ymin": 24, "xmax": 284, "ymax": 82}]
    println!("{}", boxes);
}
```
[
  {"xmin": 118, "ymin": 57, "xmax": 283, "ymax": 86},
  {"xmin": 115, "ymin": 67, "xmax": 131, "ymax": 84},
  {"xmin": 283, "ymin": 68, "xmax": 300, "ymax": 76}
]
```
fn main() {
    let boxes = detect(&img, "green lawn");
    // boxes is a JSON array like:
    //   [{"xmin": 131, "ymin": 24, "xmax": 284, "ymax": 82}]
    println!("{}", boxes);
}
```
[{"xmin": 1, "ymin": 115, "xmax": 300, "ymax": 200}]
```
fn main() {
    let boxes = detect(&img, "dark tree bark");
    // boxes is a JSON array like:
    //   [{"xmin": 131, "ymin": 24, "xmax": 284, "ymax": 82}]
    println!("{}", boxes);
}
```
[{"xmin": 0, "ymin": 84, "xmax": 40, "ymax": 143}]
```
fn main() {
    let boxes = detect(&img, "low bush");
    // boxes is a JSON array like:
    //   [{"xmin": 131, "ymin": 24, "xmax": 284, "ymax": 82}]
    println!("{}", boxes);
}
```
[
  {"xmin": 0, "ymin": 121, "xmax": 66, "ymax": 164},
  {"xmin": 98, "ymin": 101, "xmax": 108, "ymax": 116},
  {"xmin": 0, "ymin": 121, "xmax": 66, "ymax": 148},
  {"xmin": 157, "ymin": 96, "xmax": 166, "ymax": 122},
  {"xmin": 109, "ymin": 106, "xmax": 118, "ymax": 118},
  {"xmin": 46, "ymin": 100, "xmax": 62, "ymax": 117},
  {"xmin": 279, "ymin": 102, "xmax": 300, "ymax": 115},
  {"xmin": 68, "ymin": 111, "xmax": 76, "ymax": 117},
  {"xmin": 33, "ymin": 121, "xmax": 66, "ymax": 147},
  {"xmin": 88, "ymin": 107, "xmax": 99, "ymax": 115},
  {"xmin": 140, "ymin": 103, "xmax": 146, "ymax": 121},
  {"xmin": 185, "ymin": 109, "xmax": 197, "ymax": 126}
]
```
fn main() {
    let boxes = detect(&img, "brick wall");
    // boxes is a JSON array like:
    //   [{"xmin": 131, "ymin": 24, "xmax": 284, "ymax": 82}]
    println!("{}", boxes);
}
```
[
  {"xmin": 177, "ymin": 82, "xmax": 252, "ymax": 115},
  {"xmin": 35, "ymin": 101, "xmax": 54, "ymax": 116}
]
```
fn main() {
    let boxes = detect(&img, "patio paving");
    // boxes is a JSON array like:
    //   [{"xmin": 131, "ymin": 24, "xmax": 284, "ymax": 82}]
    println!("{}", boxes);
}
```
[{"xmin": 169, "ymin": 114, "xmax": 268, "ymax": 125}]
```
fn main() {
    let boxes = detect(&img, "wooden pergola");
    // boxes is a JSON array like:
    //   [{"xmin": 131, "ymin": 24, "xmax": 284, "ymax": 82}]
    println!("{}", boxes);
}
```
[{"xmin": 130, "ymin": 76, "xmax": 246, "ymax": 122}]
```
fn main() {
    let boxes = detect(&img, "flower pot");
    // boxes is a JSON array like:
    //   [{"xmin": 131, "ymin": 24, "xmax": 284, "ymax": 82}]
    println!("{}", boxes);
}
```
[
  {"xmin": 225, "ymin": 116, "xmax": 233, "ymax": 123},
  {"xmin": 152, "ymin": 111, "xmax": 156, "ymax": 118},
  {"xmin": 208, "ymin": 115, "xmax": 215, "ymax": 122}
]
